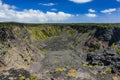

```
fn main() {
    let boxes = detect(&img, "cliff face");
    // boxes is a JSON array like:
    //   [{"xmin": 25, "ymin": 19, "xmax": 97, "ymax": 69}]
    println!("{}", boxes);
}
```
[{"xmin": 0, "ymin": 24, "xmax": 120, "ymax": 80}]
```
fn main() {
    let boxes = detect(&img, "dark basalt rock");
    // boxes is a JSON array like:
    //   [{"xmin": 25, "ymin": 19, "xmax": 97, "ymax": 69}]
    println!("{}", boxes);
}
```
[
  {"xmin": 0, "ymin": 68, "xmax": 30, "ymax": 80},
  {"xmin": 0, "ymin": 27, "xmax": 15, "ymax": 42},
  {"xmin": 0, "ymin": 28, "xmax": 8, "ymax": 41},
  {"xmin": 94, "ymin": 27, "xmax": 114, "ymax": 41},
  {"xmin": 94, "ymin": 27, "xmax": 120, "ymax": 45},
  {"xmin": 7, "ymin": 27, "xmax": 15, "ymax": 40},
  {"xmin": 86, "ymin": 48, "xmax": 120, "ymax": 74},
  {"xmin": 110, "ymin": 27, "xmax": 120, "ymax": 45}
]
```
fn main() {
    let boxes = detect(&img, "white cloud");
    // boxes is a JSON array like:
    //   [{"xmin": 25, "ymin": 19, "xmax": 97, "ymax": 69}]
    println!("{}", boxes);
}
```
[
  {"xmin": 85, "ymin": 13, "xmax": 97, "ymax": 17},
  {"xmin": 0, "ymin": 0, "xmax": 16, "ymax": 10},
  {"xmin": 69, "ymin": 0, "xmax": 92, "ymax": 3},
  {"xmin": 0, "ymin": 0, "xmax": 73, "ymax": 23},
  {"xmin": 101, "ymin": 8, "xmax": 116, "ymax": 14},
  {"xmin": 51, "ymin": 8, "xmax": 57, "ymax": 11},
  {"xmin": 116, "ymin": 0, "xmax": 120, "ymax": 2},
  {"xmin": 88, "ymin": 9, "xmax": 96, "ymax": 12},
  {"xmin": 39, "ymin": 3, "xmax": 55, "ymax": 6},
  {"xmin": 68, "ymin": 13, "xmax": 120, "ymax": 23}
]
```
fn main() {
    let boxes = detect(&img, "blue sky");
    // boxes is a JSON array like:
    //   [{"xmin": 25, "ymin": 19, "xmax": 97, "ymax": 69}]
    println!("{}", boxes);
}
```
[{"xmin": 0, "ymin": 0, "xmax": 120, "ymax": 23}]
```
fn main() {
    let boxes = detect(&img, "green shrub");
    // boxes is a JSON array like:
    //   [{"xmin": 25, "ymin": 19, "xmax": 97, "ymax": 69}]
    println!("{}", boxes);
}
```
[
  {"xmin": 112, "ymin": 43, "xmax": 116, "ymax": 47},
  {"xmin": 89, "ymin": 65, "xmax": 93, "ymax": 69},
  {"xmin": 20, "ymin": 76, "xmax": 25, "ymax": 80},
  {"xmin": 19, "ymin": 54, "xmax": 24, "ymax": 58},
  {"xmin": 30, "ymin": 75, "xmax": 38, "ymax": 80},
  {"xmin": 116, "ymin": 47, "xmax": 120, "ymax": 54},
  {"xmin": 106, "ymin": 67, "xmax": 112, "ymax": 74},
  {"xmin": 82, "ymin": 63, "xmax": 88, "ymax": 67},
  {"xmin": 55, "ymin": 67, "xmax": 66, "ymax": 72}
]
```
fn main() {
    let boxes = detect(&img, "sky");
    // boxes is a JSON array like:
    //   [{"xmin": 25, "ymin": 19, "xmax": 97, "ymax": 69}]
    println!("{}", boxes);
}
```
[{"xmin": 0, "ymin": 0, "xmax": 120, "ymax": 23}]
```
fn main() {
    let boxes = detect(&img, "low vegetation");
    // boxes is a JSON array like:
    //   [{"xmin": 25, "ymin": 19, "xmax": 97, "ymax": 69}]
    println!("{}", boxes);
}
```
[
  {"xmin": 1, "ymin": 22, "xmax": 120, "ymax": 28},
  {"xmin": 55, "ymin": 67, "xmax": 66, "ymax": 72},
  {"xmin": 68, "ymin": 69, "xmax": 77, "ymax": 78},
  {"xmin": 116, "ymin": 46, "xmax": 120, "ymax": 54}
]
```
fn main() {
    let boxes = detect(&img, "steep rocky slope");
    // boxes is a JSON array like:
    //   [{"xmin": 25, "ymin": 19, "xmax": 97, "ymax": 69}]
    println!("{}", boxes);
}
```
[{"xmin": 0, "ymin": 23, "xmax": 120, "ymax": 80}]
